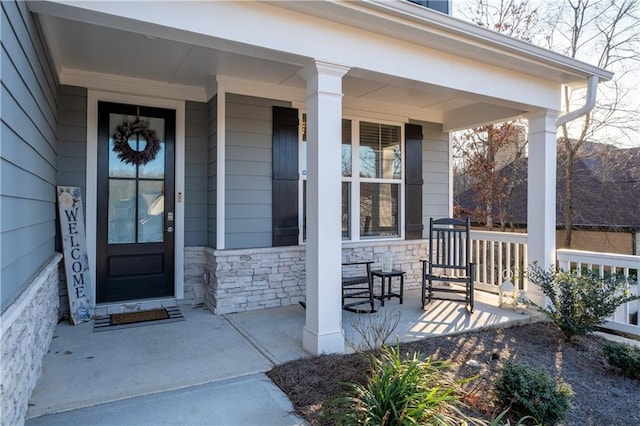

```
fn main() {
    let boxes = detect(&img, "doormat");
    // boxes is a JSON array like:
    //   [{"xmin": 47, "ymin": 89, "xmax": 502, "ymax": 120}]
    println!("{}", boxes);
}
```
[
  {"xmin": 93, "ymin": 306, "xmax": 184, "ymax": 332},
  {"xmin": 112, "ymin": 308, "xmax": 169, "ymax": 325}
]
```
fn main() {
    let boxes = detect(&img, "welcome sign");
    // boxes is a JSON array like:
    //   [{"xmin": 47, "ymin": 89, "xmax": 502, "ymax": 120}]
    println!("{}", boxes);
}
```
[{"xmin": 57, "ymin": 186, "xmax": 93, "ymax": 325}]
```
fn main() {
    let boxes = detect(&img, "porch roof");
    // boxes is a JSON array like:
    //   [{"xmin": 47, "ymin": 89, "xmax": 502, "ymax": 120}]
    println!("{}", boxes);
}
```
[
  {"xmin": 279, "ymin": 0, "xmax": 613, "ymax": 87},
  {"xmin": 30, "ymin": 0, "xmax": 611, "ymax": 130}
]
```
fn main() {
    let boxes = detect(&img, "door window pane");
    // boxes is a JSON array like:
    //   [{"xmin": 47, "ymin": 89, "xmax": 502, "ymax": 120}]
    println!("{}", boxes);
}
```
[
  {"xmin": 138, "ymin": 116, "xmax": 166, "ymax": 179},
  {"xmin": 360, "ymin": 183, "xmax": 399, "ymax": 237},
  {"xmin": 108, "ymin": 113, "xmax": 137, "ymax": 178},
  {"xmin": 108, "ymin": 113, "xmax": 166, "ymax": 244},
  {"xmin": 108, "ymin": 180, "xmax": 136, "ymax": 243},
  {"xmin": 359, "ymin": 122, "xmax": 401, "ymax": 179},
  {"xmin": 138, "ymin": 181, "xmax": 165, "ymax": 243},
  {"xmin": 109, "ymin": 114, "xmax": 165, "ymax": 179}
]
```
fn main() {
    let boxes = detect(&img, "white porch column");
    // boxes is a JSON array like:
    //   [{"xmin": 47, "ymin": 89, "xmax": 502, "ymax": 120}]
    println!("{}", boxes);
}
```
[
  {"xmin": 300, "ymin": 60, "xmax": 350, "ymax": 355},
  {"xmin": 525, "ymin": 110, "xmax": 559, "ymax": 306},
  {"xmin": 216, "ymin": 80, "xmax": 226, "ymax": 249}
]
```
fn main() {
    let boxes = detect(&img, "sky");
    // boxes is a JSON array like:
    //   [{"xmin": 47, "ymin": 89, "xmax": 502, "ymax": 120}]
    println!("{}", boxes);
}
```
[{"xmin": 449, "ymin": 0, "xmax": 640, "ymax": 148}]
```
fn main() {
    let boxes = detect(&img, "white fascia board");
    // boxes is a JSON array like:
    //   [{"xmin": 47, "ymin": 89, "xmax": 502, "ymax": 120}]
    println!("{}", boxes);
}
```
[{"xmin": 315, "ymin": 0, "xmax": 614, "ymax": 85}]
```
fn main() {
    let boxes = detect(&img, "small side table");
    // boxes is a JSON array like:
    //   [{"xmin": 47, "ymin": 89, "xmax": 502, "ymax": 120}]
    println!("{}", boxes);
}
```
[{"xmin": 371, "ymin": 269, "xmax": 405, "ymax": 307}]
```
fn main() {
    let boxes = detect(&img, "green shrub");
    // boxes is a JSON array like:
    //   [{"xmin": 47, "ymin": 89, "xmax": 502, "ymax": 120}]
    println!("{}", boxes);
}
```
[
  {"xmin": 527, "ymin": 263, "xmax": 640, "ymax": 341},
  {"xmin": 332, "ymin": 345, "xmax": 472, "ymax": 425},
  {"xmin": 494, "ymin": 361, "xmax": 573, "ymax": 426},
  {"xmin": 603, "ymin": 341, "xmax": 640, "ymax": 379}
]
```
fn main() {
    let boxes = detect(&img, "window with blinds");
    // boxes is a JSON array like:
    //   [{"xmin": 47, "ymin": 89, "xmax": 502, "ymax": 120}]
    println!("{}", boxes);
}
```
[
  {"xmin": 300, "ymin": 116, "xmax": 403, "ymax": 241},
  {"xmin": 359, "ymin": 122, "xmax": 402, "ymax": 237}
]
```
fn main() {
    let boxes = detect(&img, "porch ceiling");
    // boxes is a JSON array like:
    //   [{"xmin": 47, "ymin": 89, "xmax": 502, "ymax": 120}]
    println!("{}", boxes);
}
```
[
  {"xmin": 37, "ymin": 13, "xmax": 526, "ymax": 128},
  {"xmin": 40, "ymin": 15, "xmax": 305, "ymax": 89}
]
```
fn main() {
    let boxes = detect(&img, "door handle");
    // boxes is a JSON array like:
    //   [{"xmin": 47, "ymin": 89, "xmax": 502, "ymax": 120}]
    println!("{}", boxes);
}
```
[{"xmin": 166, "ymin": 226, "xmax": 174, "ymax": 233}]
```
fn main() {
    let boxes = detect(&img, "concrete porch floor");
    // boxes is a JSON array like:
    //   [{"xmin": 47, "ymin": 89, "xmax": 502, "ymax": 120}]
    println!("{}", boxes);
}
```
[{"xmin": 25, "ymin": 289, "xmax": 539, "ymax": 425}]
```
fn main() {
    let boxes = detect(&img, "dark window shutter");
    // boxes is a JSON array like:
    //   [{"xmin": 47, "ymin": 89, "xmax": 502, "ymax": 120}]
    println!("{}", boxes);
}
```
[
  {"xmin": 272, "ymin": 106, "xmax": 299, "ymax": 246},
  {"xmin": 405, "ymin": 123, "xmax": 423, "ymax": 240}
]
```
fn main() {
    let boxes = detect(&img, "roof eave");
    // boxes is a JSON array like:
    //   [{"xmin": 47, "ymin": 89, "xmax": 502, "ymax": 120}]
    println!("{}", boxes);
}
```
[{"xmin": 274, "ymin": 0, "xmax": 613, "ymax": 87}]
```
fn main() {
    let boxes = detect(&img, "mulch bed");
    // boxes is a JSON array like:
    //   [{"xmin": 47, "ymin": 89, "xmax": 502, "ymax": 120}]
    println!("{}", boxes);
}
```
[{"xmin": 267, "ymin": 322, "xmax": 639, "ymax": 425}]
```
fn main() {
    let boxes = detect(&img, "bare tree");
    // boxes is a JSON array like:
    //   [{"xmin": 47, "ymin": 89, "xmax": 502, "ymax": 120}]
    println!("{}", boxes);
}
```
[
  {"xmin": 542, "ymin": 0, "xmax": 640, "ymax": 247},
  {"xmin": 462, "ymin": 0, "xmax": 542, "ymax": 41},
  {"xmin": 453, "ymin": 123, "xmax": 526, "ymax": 229},
  {"xmin": 455, "ymin": 0, "xmax": 640, "ymax": 246},
  {"xmin": 453, "ymin": 0, "xmax": 537, "ymax": 229}
]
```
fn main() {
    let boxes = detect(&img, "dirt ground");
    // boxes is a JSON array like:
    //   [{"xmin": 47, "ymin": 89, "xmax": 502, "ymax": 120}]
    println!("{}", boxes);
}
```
[{"xmin": 267, "ymin": 322, "xmax": 639, "ymax": 425}]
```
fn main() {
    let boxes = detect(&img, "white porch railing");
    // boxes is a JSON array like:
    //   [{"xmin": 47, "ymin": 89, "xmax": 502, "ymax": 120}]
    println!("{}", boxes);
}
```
[
  {"xmin": 469, "ymin": 231, "xmax": 529, "ymax": 294},
  {"xmin": 467, "ymin": 232, "xmax": 639, "ymax": 338},
  {"xmin": 557, "ymin": 249, "xmax": 640, "ymax": 336}
]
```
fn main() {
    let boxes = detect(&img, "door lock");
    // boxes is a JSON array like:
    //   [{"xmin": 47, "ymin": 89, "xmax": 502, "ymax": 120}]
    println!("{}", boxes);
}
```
[{"xmin": 166, "ymin": 226, "xmax": 174, "ymax": 233}]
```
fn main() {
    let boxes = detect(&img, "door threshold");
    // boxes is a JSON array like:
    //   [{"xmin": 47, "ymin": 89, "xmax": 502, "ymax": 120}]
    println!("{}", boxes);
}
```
[{"xmin": 94, "ymin": 297, "xmax": 178, "ymax": 317}]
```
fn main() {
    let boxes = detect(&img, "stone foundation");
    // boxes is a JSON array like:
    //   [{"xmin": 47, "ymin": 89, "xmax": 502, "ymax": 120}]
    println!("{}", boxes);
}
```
[
  {"xmin": 1, "ymin": 254, "xmax": 62, "ymax": 426},
  {"xmin": 183, "ymin": 247, "xmax": 208, "ymax": 306},
  {"xmin": 206, "ymin": 246, "xmax": 306, "ymax": 314},
  {"xmin": 184, "ymin": 240, "xmax": 429, "ymax": 315},
  {"xmin": 342, "ymin": 240, "xmax": 428, "ymax": 290}
]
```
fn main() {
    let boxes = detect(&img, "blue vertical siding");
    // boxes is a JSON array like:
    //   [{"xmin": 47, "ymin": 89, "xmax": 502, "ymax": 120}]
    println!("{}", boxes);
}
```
[
  {"xmin": 57, "ymin": 85, "xmax": 87, "ymax": 214},
  {"xmin": 1, "ymin": 0, "xmax": 59, "ymax": 311},
  {"xmin": 419, "ymin": 120, "xmax": 450, "ymax": 233},
  {"xmin": 224, "ymin": 94, "xmax": 289, "ymax": 249},
  {"xmin": 207, "ymin": 95, "xmax": 217, "ymax": 248},
  {"xmin": 185, "ymin": 101, "xmax": 208, "ymax": 246}
]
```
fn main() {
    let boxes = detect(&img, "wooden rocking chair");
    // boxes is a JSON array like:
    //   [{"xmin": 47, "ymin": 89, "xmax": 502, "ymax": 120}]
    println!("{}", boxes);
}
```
[
  {"xmin": 422, "ymin": 218, "xmax": 475, "ymax": 313},
  {"xmin": 342, "ymin": 261, "xmax": 375, "ymax": 313}
]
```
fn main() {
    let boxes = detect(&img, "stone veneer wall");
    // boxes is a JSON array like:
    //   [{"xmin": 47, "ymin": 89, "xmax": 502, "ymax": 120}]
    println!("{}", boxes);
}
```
[
  {"xmin": 187, "ymin": 240, "xmax": 429, "ymax": 314},
  {"xmin": 183, "ymin": 247, "xmax": 209, "ymax": 306},
  {"xmin": 1, "ymin": 254, "xmax": 62, "ymax": 426},
  {"xmin": 342, "ymin": 240, "xmax": 428, "ymax": 290},
  {"xmin": 206, "ymin": 246, "xmax": 306, "ymax": 314}
]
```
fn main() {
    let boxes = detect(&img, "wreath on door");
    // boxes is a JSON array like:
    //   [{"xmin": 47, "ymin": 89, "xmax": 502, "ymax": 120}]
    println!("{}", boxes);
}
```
[{"xmin": 112, "ymin": 118, "xmax": 161, "ymax": 166}]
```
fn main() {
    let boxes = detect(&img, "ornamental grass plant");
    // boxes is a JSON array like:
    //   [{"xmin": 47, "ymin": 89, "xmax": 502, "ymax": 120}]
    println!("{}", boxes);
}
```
[{"xmin": 330, "ymin": 344, "xmax": 473, "ymax": 425}]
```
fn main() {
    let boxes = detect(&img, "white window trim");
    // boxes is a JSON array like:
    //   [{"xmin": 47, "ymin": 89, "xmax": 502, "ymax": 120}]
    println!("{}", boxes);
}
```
[{"xmin": 298, "ymin": 112, "xmax": 405, "ymax": 244}]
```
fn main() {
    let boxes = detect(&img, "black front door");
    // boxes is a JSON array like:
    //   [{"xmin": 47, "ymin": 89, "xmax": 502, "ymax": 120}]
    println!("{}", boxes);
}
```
[{"xmin": 96, "ymin": 102, "xmax": 175, "ymax": 303}]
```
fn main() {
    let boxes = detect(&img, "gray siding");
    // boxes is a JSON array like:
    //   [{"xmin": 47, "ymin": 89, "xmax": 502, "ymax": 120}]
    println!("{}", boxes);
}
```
[
  {"xmin": 57, "ymin": 85, "xmax": 87, "ymax": 214},
  {"xmin": 415, "ymin": 121, "xmax": 450, "ymax": 237},
  {"xmin": 207, "ymin": 95, "xmax": 217, "ymax": 248},
  {"xmin": 1, "ymin": 0, "xmax": 59, "ymax": 310},
  {"xmin": 224, "ymin": 94, "xmax": 289, "ymax": 249},
  {"xmin": 185, "ymin": 101, "xmax": 208, "ymax": 246}
]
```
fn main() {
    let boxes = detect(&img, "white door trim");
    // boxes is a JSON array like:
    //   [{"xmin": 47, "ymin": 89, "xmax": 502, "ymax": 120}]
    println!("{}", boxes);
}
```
[{"xmin": 86, "ymin": 90, "xmax": 186, "ymax": 305}]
